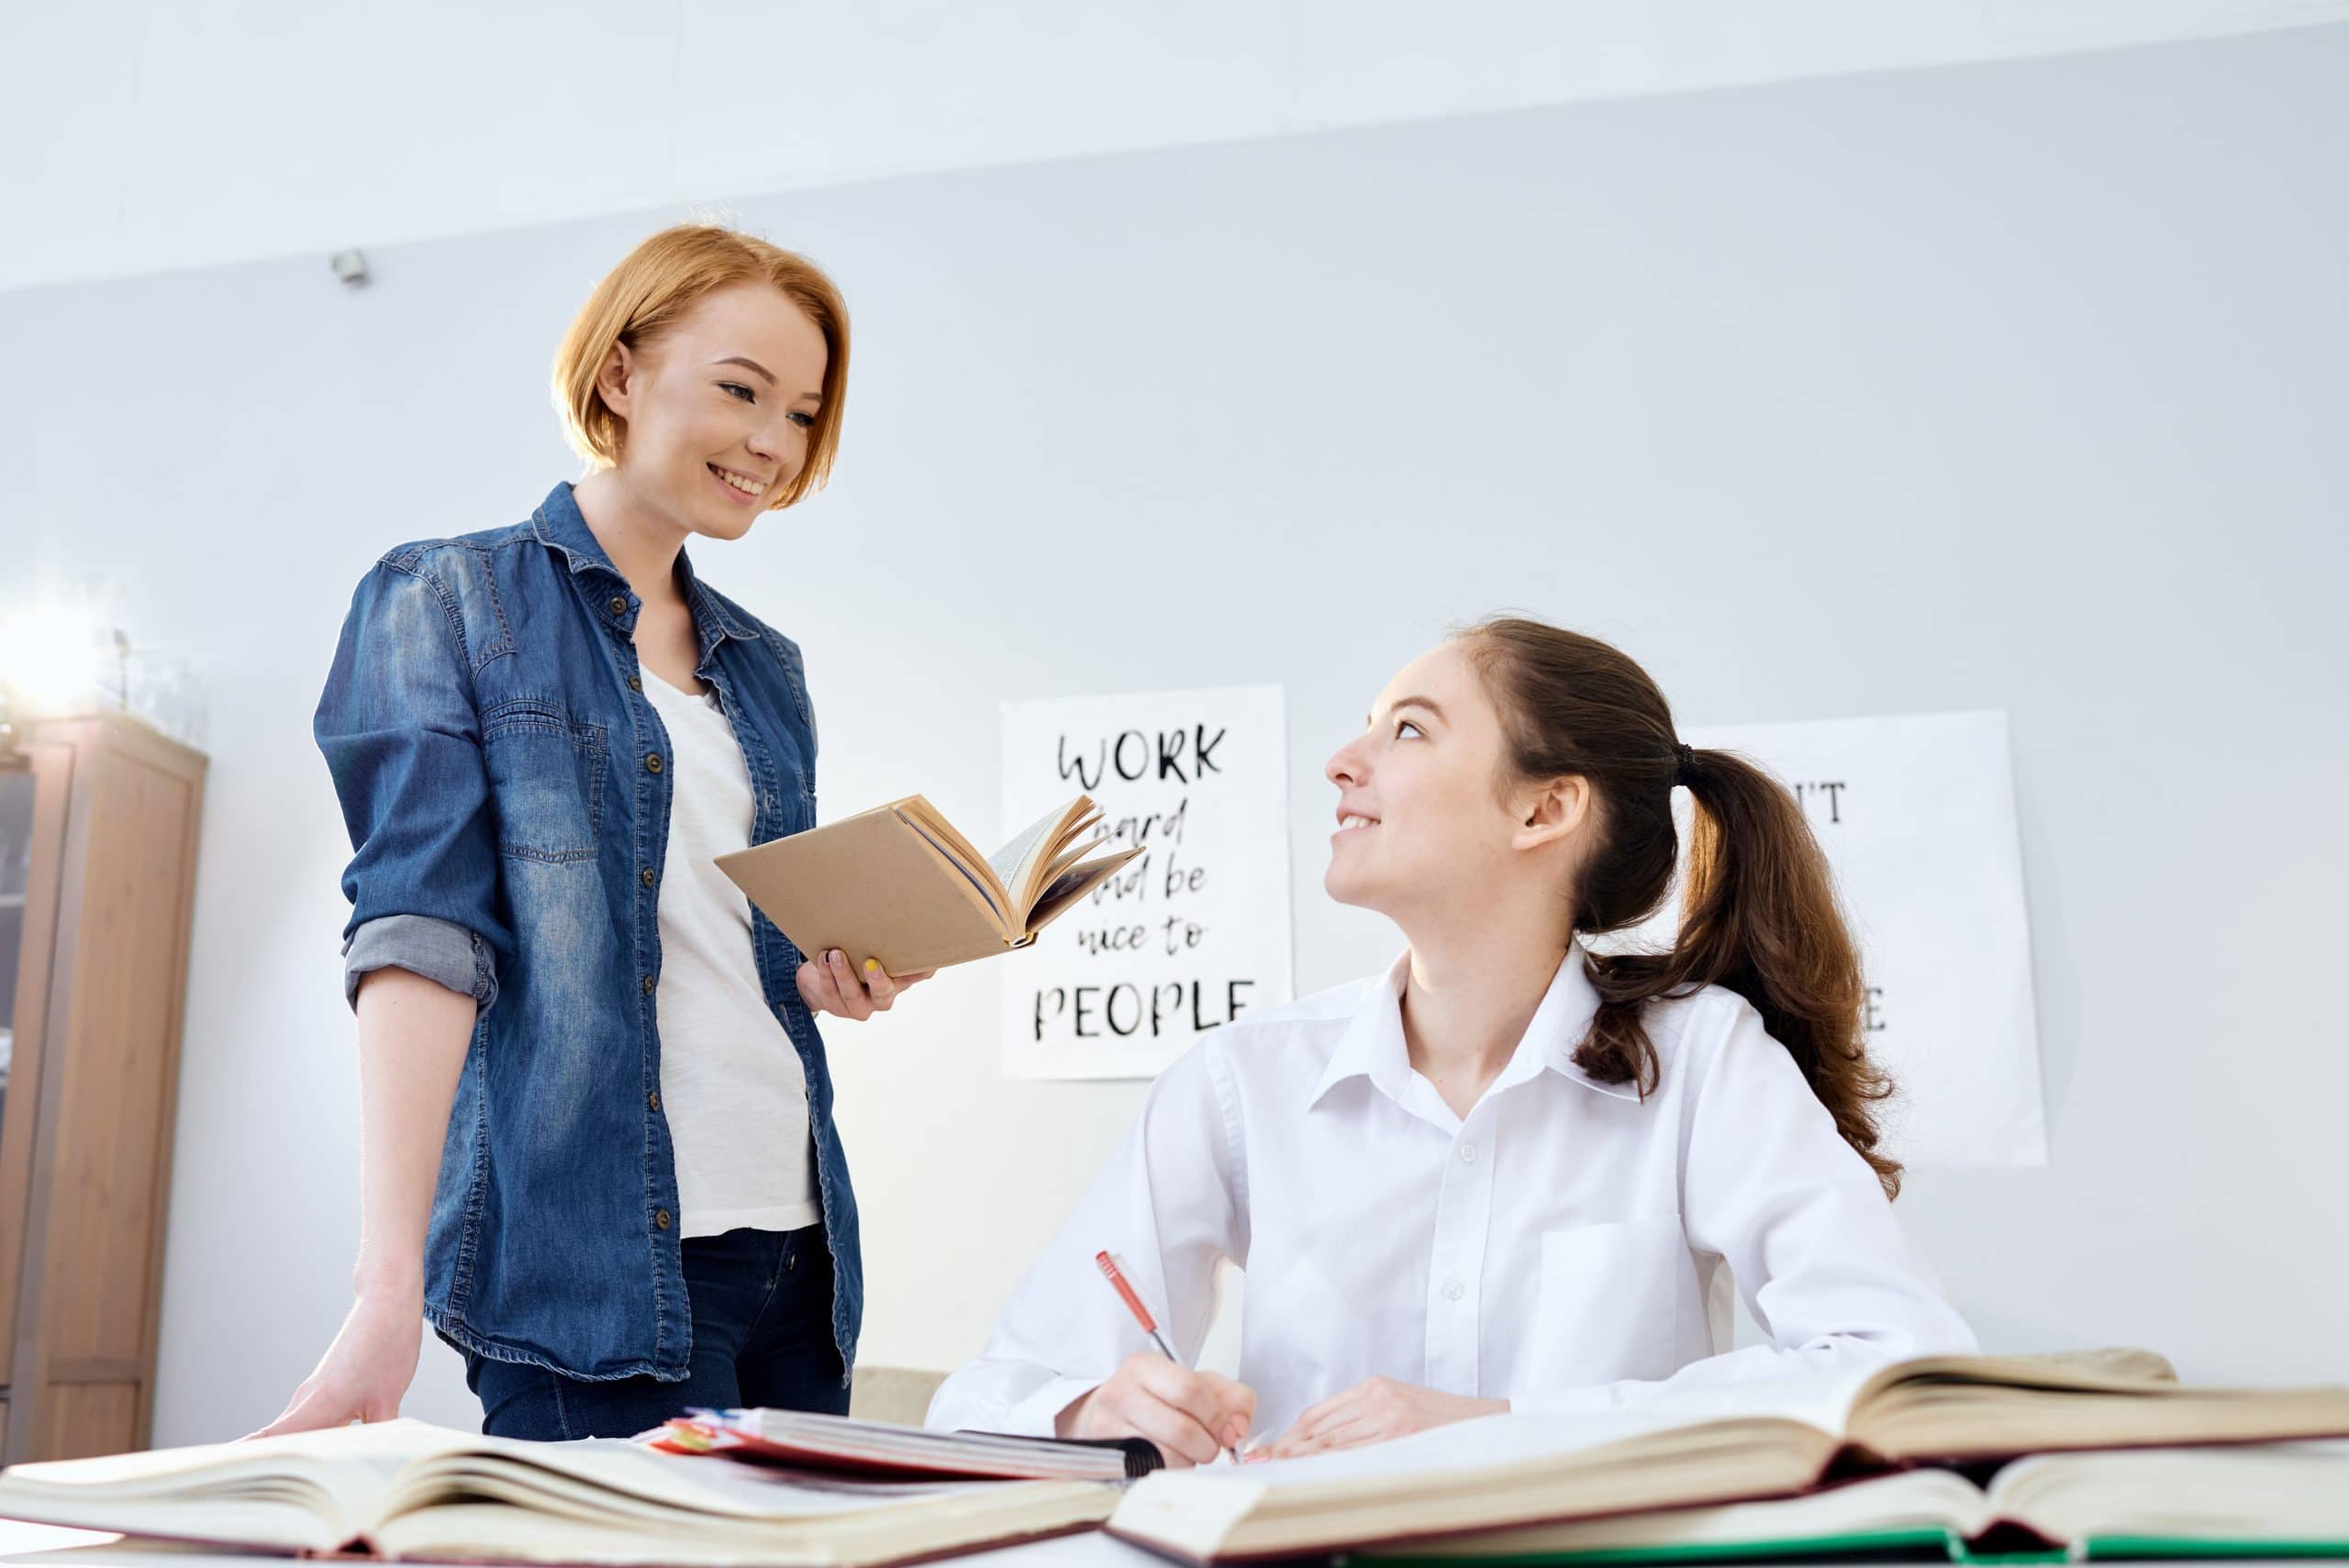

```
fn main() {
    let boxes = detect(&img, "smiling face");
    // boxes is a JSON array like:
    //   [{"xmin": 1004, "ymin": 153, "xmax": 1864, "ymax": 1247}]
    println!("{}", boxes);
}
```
[
  {"xmin": 593, "ymin": 281, "xmax": 830, "ymax": 541},
  {"xmin": 1323, "ymin": 639, "xmax": 1592, "ymax": 927}
]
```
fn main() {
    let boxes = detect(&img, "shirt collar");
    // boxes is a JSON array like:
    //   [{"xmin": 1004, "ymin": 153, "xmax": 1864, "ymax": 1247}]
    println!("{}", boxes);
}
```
[
  {"xmin": 529, "ymin": 481, "xmax": 762, "ymax": 655},
  {"xmin": 1305, "ymin": 942, "xmax": 1642, "ymax": 1114}
]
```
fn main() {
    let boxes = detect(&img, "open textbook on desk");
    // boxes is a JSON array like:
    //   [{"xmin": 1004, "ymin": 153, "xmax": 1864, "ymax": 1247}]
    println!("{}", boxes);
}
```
[
  {"xmin": 1108, "ymin": 1354, "xmax": 2349, "ymax": 1563},
  {"xmin": 0, "ymin": 1418, "xmax": 1116, "ymax": 1567},
  {"xmin": 1355, "ymin": 1440, "xmax": 2349, "ymax": 1565},
  {"xmin": 7, "ymin": 1358, "xmax": 2349, "ymax": 1568}
]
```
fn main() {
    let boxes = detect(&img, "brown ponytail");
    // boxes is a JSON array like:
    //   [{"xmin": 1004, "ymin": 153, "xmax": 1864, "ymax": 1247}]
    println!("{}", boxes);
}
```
[{"xmin": 1458, "ymin": 617, "xmax": 1901, "ymax": 1198}]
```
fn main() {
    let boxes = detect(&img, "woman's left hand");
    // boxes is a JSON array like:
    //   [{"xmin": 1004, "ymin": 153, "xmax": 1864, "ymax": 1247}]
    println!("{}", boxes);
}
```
[
  {"xmin": 1262, "ymin": 1377, "xmax": 1506, "ymax": 1459},
  {"xmin": 796, "ymin": 949, "xmax": 935, "ymax": 1021}
]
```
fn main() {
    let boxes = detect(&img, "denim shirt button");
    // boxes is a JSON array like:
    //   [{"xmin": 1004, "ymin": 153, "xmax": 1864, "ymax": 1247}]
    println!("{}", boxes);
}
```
[
  {"xmin": 628, "ymin": 675, "xmax": 643, "ymax": 692},
  {"xmin": 640, "ymin": 975, "xmax": 655, "ymax": 995},
  {"xmin": 653, "ymin": 1209, "xmax": 672, "ymax": 1231},
  {"xmin": 645, "ymin": 752, "xmax": 663, "ymax": 774},
  {"xmin": 607, "ymin": 595, "xmax": 629, "ymax": 617},
  {"xmin": 648, "ymin": 1091, "xmax": 661, "ymax": 1112},
  {"xmin": 640, "ymin": 867, "xmax": 656, "ymax": 888}
]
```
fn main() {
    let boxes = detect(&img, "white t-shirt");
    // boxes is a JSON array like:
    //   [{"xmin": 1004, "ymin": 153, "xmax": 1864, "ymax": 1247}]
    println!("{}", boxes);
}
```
[{"xmin": 640, "ymin": 664, "xmax": 820, "ymax": 1239}]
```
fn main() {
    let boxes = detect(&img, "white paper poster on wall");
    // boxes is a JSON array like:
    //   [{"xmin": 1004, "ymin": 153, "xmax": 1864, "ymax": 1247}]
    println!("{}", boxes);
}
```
[
  {"xmin": 1632, "ymin": 709, "xmax": 2047, "ymax": 1170},
  {"xmin": 1000, "ymin": 685, "xmax": 1294, "ymax": 1081}
]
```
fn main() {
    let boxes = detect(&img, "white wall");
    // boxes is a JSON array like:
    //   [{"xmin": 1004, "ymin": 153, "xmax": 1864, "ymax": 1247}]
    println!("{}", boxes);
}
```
[
  {"xmin": 5, "ymin": 22, "xmax": 2346, "ymax": 1447},
  {"xmin": 7, "ymin": 0, "xmax": 2349, "ymax": 292}
]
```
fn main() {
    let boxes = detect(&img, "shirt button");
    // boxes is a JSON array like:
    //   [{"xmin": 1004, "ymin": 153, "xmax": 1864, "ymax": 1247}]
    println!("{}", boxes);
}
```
[
  {"xmin": 645, "ymin": 752, "xmax": 663, "ymax": 774},
  {"xmin": 1443, "ymin": 1279, "xmax": 1465, "ymax": 1302},
  {"xmin": 653, "ymin": 1209, "xmax": 672, "ymax": 1231},
  {"xmin": 607, "ymin": 595, "xmax": 629, "ymax": 617},
  {"xmin": 648, "ymin": 1091, "xmax": 661, "ymax": 1112},
  {"xmin": 640, "ymin": 975, "xmax": 655, "ymax": 995},
  {"xmin": 1459, "ymin": 1142, "xmax": 1478, "ymax": 1163},
  {"xmin": 628, "ymin": 675, "xmax": 643, "ymax": 692},
  {"xmin": 640, "ymin": 867, "xmax": 656, "ymax": 888}
]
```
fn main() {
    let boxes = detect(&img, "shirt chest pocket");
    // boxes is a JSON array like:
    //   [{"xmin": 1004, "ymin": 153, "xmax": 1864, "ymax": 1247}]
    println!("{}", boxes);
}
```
[
  {"xmin": 482, "ymin": 698, "xmax": 607, "ymax": 863},
  {"xmin": 1526, "ymin": 1217, "xmax": 1687, "ymax": 1387}
]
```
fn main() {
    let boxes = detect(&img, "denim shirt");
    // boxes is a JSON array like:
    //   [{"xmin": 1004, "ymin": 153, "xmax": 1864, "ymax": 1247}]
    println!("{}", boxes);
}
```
[{"xmin": 314, "ymin": 481, "xmax": 860, "ymax": 1384}]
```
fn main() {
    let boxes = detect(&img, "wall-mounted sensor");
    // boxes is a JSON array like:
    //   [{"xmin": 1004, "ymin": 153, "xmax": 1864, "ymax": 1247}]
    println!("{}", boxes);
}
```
[{"xmin": 330, "ymin": 249, "xmax": 370, "ymax": 286}]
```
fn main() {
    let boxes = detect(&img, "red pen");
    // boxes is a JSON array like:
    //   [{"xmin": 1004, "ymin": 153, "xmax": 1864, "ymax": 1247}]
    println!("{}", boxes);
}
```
[{"xmin": 1094, "ymin": 1250, "xmax": 1239, "ymax": 1463}]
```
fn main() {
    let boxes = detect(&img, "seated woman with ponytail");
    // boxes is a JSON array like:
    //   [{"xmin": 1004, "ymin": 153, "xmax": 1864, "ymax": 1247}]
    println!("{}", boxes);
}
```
[{"xmin": 926, "ymin": 617, "xmax": 1976, "ymax": 1464}]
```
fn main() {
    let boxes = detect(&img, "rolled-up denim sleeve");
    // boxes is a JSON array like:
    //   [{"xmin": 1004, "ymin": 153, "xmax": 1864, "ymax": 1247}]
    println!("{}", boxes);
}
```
[
  {"xmin": 315, "ymin": 558, "xmax": 508, "ymax": 1013},
  {"xmin": 341, "ymin": 914, "xmax": 496, "ymax": 1010}
]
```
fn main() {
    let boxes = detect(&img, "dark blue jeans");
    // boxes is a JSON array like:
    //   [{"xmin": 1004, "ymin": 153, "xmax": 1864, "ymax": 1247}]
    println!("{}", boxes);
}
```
[{"xmin": 465, "ymin": 1225, "xmax": 849, "ymax": 1440}]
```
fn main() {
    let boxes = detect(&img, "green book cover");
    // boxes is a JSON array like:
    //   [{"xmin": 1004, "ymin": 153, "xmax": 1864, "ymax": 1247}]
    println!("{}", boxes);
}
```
[
  {"xmin": 1357, "ymin": 1525, "xmax": 2001, "ymax": 1565},
  {"xmin": 2081, "ymin": 1538, "xmax": 2349, "ymax": 1561},
  {"xmin": 1361, "ymin": 1531, "xmax": 2349, "ymax": 1565}
]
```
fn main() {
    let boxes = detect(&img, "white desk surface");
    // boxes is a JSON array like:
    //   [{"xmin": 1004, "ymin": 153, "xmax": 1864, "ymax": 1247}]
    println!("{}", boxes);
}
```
[
  {"xmin": 6, "ymin": 1518, "xmax": 2340, "ymax": 1568},
  {"xmin": 0, "ymin": 1520, "xmax": 1160, "ymax": 1568}
]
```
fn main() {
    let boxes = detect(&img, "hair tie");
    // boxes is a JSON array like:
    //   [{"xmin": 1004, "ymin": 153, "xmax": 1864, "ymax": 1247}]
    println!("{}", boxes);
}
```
[{"xmin": 1674, "ymin": 741, "xmax": 1697, "ymax": 786}]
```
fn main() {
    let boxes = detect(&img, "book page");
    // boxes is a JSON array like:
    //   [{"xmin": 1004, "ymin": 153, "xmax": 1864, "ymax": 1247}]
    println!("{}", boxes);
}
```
[
  {"xmin": 1210, "ymin": 1401, "xmax": 1836, "ymax": 1490},
  {"xmin": 0, "ymin": 1418, "xmax": 476, "ymax": 1548},
  {"xmin": 1110, "ymin": 1412, "xmax": 1841, "ymax": 1562},
  {"xmin": 1368, "ymin": 1469, "xmax": 1992, "ymax": 1560},
  {"xmin": 400, "ymin": 1440, "xmax": 999, "ymax": 1521},
  {"xmin": 1990, "ymin": 1440, "xmax": 2349, "ymax": 1543},
  {"xmin": 1850, "ymin": 1355, "xmax": 2349, "ymax": 1460},
  {"xmin": 985, "ymin": 799, "xmax": 1084, "ymax": 911},
  {"xmin": 374, "ymin": 1449, "xmax": 1116, "ymax": 1568},
  {"xmin": 1022, "ymin": 847, "xmax": 1145, "ymax": 935},
  {"xmin": 0, "ymin": 1492, "xmax": 352, "ymax": 1555},
  {"xmin": 0, "ymin": 1415, "xmax": 473, "ymax": 1488}
]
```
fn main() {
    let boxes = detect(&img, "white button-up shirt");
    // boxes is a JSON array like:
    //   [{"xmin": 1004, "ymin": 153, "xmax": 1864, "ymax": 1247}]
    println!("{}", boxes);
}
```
[{"xmin": 927, "ymin": 946, "xmax": 1976, "ymax": 1442}]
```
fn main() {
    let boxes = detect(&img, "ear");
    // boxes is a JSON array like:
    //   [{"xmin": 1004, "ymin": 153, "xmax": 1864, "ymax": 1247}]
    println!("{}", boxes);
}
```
[
  {"xmin": 1510, "ymin": 774, "xmax": 1590, "ymax": 853},
  {"xmin": 594, "ymin": 339, "xmax": 639, "ymax": 422}
]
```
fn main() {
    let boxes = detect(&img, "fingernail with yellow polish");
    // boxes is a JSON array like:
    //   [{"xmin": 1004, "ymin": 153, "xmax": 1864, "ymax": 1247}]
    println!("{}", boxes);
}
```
[{"xmin": 863, "ymin": 959, "xmax": 879, "ymax": 974}]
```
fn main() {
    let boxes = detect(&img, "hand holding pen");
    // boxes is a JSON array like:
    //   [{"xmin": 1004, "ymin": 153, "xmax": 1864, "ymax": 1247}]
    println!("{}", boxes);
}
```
[{"xmin": 1051, "ymin": 1250, "xmax": 1255, "ymax": 1468}]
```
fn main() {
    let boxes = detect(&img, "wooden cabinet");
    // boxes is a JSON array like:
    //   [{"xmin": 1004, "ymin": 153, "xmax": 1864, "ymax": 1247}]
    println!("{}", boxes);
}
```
[{"xmin": 0, "ymin": 711, "xmax": 206, "ymax": 1462}]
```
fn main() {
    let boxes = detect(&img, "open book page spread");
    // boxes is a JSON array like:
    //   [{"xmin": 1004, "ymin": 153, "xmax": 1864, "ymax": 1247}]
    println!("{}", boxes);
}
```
[
  {"xmin": 1107, "ymin": 1399, "xmax": 1851, "ymax": 1562},
  {"xmin": 1224, "ymin": 1370, "xmax": 1878, "ymax": 1488},
  {"xmin": 365, "ymin": 1449, "xmax": 1115, "ymax": 1568},
  {"xmin": 0, "ymin": 1417, "xmax": 1119, "ymax": 1565},
  {"xmin": 1107, "ymin": 1364, "xmax": 2349, "ymax": 1564},
  {"xmin": 1368, "ymin": 1440, "xmax": 2349, "ymax": 1562}
]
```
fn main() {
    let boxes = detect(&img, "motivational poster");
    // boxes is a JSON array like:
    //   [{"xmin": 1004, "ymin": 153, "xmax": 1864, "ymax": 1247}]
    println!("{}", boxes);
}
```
[
  {"xmin": 1630, "ymin": 709, "xmax": 2047, "ymax": 1168},
  {"xmin": 1001, "ymin": 685, "xmax": 1294, "ymax": 1080}
]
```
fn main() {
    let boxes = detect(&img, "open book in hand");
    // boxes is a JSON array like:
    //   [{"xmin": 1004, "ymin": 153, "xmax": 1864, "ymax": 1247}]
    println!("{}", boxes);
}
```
[
  {"xmin": 0, "ymin": 1418, "xmax": 1118, "ymax": 1567},
  {"xmin": 718, "ymin": 795, "xmax": 1143, "ymax": 977},
  {"xmin": 1108, "ymin": 1352, "xmax": 2349, "ymax": 1563}
]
